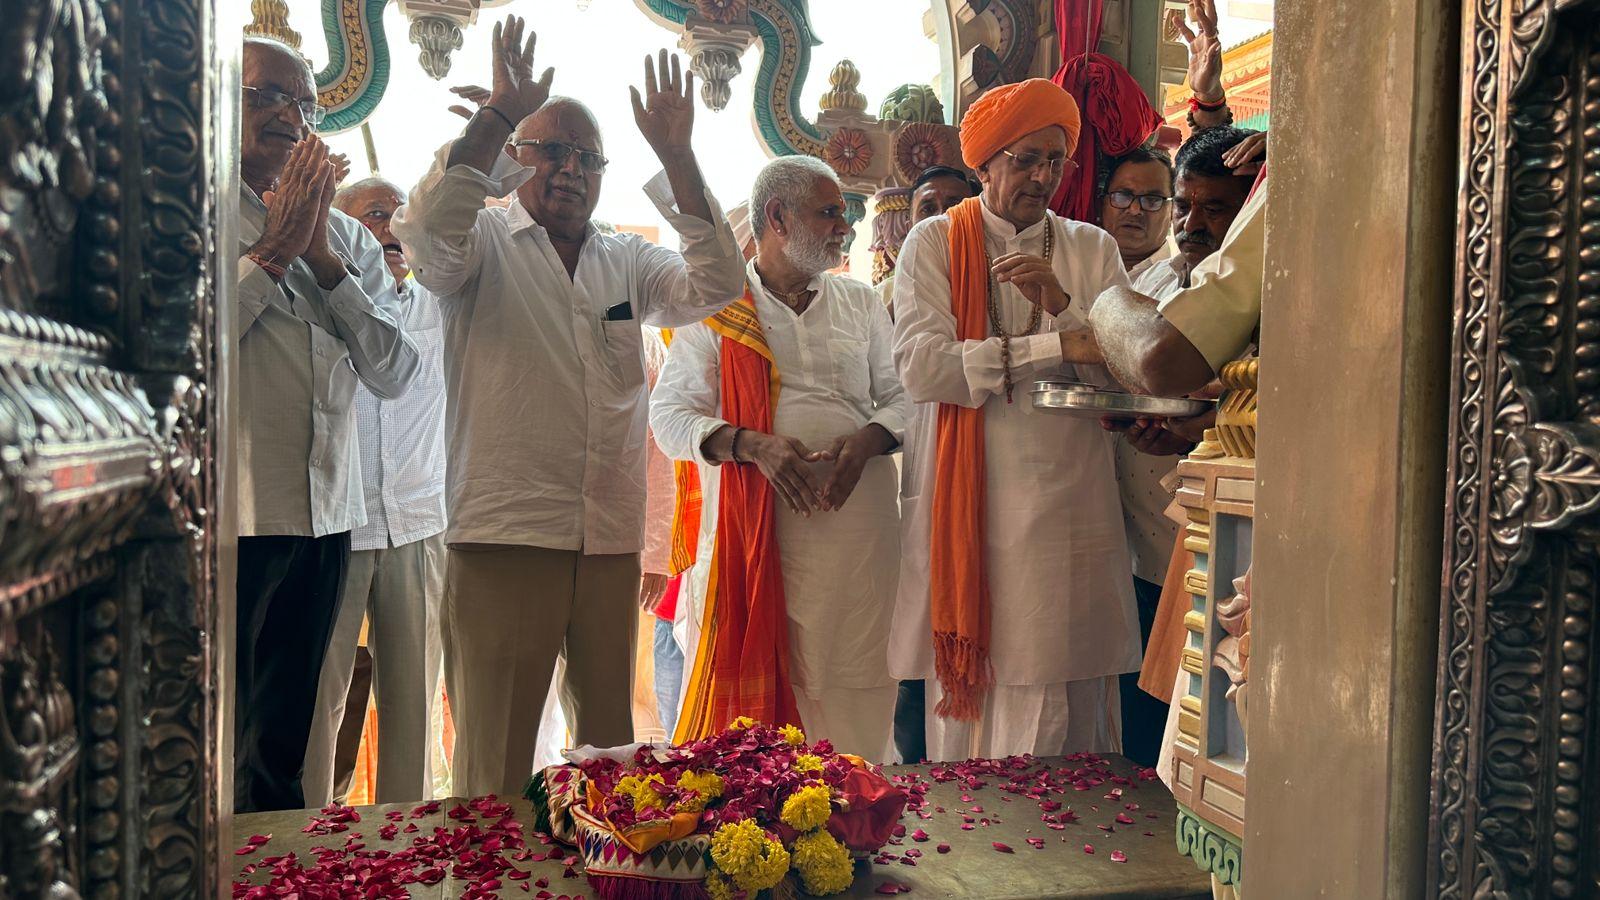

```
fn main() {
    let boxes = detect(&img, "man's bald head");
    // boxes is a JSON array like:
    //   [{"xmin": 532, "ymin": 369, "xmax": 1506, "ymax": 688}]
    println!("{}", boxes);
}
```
[
  {"xmin": 333, "ymin": 176, "xmax": 410, "ymax": 283},
  {"xmin": 510, "ymin": 97, "xmax": 606, "ymax": 234},
  {"xmin": 241, "ymin": 36, "xmax": 319, "ymax": 192}
]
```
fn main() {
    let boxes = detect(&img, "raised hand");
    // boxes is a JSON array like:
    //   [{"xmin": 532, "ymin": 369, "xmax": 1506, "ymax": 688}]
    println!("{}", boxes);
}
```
[
  {"xmin": 993, "ymin": 252, "xmax": 1070, "ymax": 316},
  {"xmin": 1170, "ymin": 0, "xmax": 1223, "ymax": 104},
  {"xmin": 486, "ymin": 15, "xmax": 554, "ymax": 126},
  {"xmin": 1222, "ymin": 131, "xmax": 1267, "ymax": 177},
  {"xmin": 448, "ymin": 84, "xmax": 493, "ymax": 119},
  {"xmin": 254, "ymin": 138, "xmax": 331, "ymax": 268},
  {"xmin": 631, "ymin": 49, "xmax": 696, "ymax": 159},
  {"xmin": 328, "ymin": 151, "xmax": 352, "ymax": 185}
]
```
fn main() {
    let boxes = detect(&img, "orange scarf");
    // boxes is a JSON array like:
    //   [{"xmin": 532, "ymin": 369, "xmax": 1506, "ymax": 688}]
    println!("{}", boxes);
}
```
[
  {"xmin": 673, "ymin": 291, "xmax": 801, "ymax": 741},
  {"xmin": 930, "ymin": 197, "xmax": 994, "ymax": 721},
  {"xmin": 660, "ymin": 329, "xmax": 703, "ymax": 577}
]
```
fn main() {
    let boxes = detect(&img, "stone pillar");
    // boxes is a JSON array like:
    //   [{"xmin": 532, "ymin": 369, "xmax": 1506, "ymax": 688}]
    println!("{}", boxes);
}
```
[{"xmin": 1244, "ymin": 0, "xmax": 1457, "ymax": 895}]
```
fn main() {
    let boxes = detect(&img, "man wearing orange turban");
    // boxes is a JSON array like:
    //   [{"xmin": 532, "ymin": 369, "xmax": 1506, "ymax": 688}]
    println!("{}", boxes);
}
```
[{"xmin": 887, "ymin": 78, "xmax": 1143, "ymax": 761}]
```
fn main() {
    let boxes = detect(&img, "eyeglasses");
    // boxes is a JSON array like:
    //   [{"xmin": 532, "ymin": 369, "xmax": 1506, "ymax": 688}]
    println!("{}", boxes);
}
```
[
  {"xmin": 510, "ymin": 139, "xmax": 609, "ymax": 175},
  {"xmin": 1106, "ymin": 190, "xmax": 1173, "ymax": 212},
  {"xmin": 243, "ymin": 85, "xmax": 326, "ymax": 126},
  {"xmin": 999, "ymin": 148, "xmax": 1076, "ymax": 177}
]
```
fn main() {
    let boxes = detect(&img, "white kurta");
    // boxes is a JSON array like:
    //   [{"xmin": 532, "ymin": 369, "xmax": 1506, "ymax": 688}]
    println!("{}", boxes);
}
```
[
  {"xmin": 650, "ymin": 263, "xmax": 910, "ymax": 758},
  {"xmin": 890, "ymin": 199, "xmax": 1143, "ymax": 760}
]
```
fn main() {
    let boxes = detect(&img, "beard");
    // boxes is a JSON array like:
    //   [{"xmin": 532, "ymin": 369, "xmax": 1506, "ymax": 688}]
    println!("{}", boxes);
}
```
[{"xmin": 782, "ymin": 224, "xmax": 843, "ymax": 277}]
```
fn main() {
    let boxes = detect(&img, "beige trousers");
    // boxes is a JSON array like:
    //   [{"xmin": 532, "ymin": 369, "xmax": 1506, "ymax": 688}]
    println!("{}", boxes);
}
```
[
  {"xmin": 443, "ymin": 543, "xmax": 639, "ymax": 797},
  {"xmin": 303, "ymin": 534, "xmax": 444, "ymax": 805}
]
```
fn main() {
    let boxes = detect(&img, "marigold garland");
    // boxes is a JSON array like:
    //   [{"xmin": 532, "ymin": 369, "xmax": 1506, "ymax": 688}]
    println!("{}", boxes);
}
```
[
  {"xmin": 780, "ymin": 784, "xmax": 833, "ymax": 833},
  {"xmin": 791, "ymin": 828, "xmax": 854, "ymax": 896},
  {"xmin": 779, "ymin": 724, "xmax": 806, "ymax": 746},
  {"xmin": 710, "ymin": 820, "xmax": 791, "ymax": 892},
  {"xmin": 793, "ymin": 753, "xmax": 824, "ymax": 774}
]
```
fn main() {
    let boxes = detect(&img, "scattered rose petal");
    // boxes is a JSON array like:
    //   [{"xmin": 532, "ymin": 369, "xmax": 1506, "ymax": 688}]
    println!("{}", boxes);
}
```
[
  {"xmin": 1110, "ymin": 850, "xmax": 1128, "ymax": 863},
  {"xmin": 1083, "ymin": 844, "xmax": 1096, "ymax": 854},
  {"xmin": 1026, "ymin": 838, "xmax": 1045, "ymax": 849},
  {"xmin": 876, "ymin": 881, "xmax": 911, "ymax": 895},
  {"xmin": 960, "ymin": 824, "xmax": 975, "ymax": 831},
  {"xmin": 911, "ymin": 828, "xmax": 929, "ymax": 842},
  {"xmin": 936, "ymin": 843, "xmax": 951, "ymax": 854},
  {"xmin": 992, "ymin": 842, "xmax": 1014, "ymax": 853}
]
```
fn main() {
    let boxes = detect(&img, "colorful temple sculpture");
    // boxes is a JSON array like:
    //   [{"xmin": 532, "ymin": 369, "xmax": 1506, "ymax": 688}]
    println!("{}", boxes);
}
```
[{"xmin": 1170, "ymin": 360, "xmax": 1259, "ymax": 898}]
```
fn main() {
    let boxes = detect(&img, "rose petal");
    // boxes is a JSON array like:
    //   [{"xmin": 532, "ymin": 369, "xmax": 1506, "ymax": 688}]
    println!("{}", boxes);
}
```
[
  {"xmin": 991, "ymin": 842, "xmax": 1014, "ymax": 853},
  {"xmin": 936, "ymin": 843, "xmax": 951, "ymax": 854},
  {"xmin": 1083, "ymin": 844, "xmax": 1095, "ymax": 854},
  {"xmin": 911, "ymin": 828, "xmax": 929, "ymax": 842},
  {"xmin": 1110, "ymin": 850, "xmax": 1128, "ymax": 863},
  {"xmin": 1026, "ymin": 838, "xmax": 1045, "ymax": 849}
]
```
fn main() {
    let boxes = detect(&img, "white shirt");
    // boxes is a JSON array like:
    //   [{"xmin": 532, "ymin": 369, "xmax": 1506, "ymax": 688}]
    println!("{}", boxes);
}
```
[
  {"xmin": 351, "ymin": 280, "xmax": 449, "ymax": 551},
  {"xmin": 236, "ymin": 186, "xmax": 420, "ymax": 538},
  {"xmin": 391, "ymin": 142, "xmax": 746, "ymax": 554},
  {"xmin": 651, "ymin": 262, "xmax": 909, "ymax": 690},
  {"xmin": 889, "ymin": 198, "xmax": 1142, "ymax": 685},
  {"xmin": 1116, "ymin": 250, "xmax": 1187, "ymax": 584}
]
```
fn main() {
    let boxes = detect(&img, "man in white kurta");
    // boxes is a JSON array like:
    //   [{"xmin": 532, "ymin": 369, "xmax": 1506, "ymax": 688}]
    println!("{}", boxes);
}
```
[
  {"xmin": 651, "ymin": 157, "xmax": 909, "ymax": 760},
  {"xmin": 890, "ymin": 78, "xmax": 1142, "ymax": 762},
  {"xmin": 390, "ymin": 21, "xmax": 746, "ymax": 795}
]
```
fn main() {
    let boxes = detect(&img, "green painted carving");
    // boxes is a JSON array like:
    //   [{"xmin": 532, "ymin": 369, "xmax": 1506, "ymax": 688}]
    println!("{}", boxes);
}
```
[
  {"xmin": 312, "ymin": 0, "xmax": 392, "ymax": 133},
  {"xmin": 1175, "ymin": 802, "xmax": 1243, "ymax": 886},
  {"xmin": 640, "ymin": 0, "xmax": 825, "ymax": 157},
  {"xmin": 880, "ymin": 84, "xmax": 945, "ymax": 124}
]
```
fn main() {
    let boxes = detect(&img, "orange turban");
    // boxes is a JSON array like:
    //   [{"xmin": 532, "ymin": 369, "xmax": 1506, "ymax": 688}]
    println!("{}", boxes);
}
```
[{"xmin": 958, "ymin": 78, "xmax": 1082, "ymax": 169}]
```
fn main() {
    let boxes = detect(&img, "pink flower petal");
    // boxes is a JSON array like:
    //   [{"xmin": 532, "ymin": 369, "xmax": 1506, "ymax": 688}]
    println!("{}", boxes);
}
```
[
  {"xmin": 936, "ymin": 843, "xmax": 951, "ymax": 854},
  {"xmin": 1115, "ymin": 813, "xmax": 1135, "ymax": 825},
  {"xmin": 991, "ymin": 842, "xmax": 1014, "ymax": 853},
  {"xmin": 1110, "ymin": 850, "xmax": 1128, "ymax": 863},
  {"xmin": 911, "ymin": 828, "xmax": 929, "ymax": 842},
  {"xmin": 1083, "ymin": 844, "xmax": 1095, "ymax": 854},
  {"xmin": 1026, "ymin": 838, "xmax": 1045, "ymax": 849}
]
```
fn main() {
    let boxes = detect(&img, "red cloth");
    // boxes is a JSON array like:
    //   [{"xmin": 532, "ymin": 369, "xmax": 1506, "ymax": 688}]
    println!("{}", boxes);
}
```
[
  {"xmin": 826, "ymin": 765, "xmax": 909, "ymax": 852},
  {"xmin": 1049, "ymin": 0, "xmax": 1163, "ymax": 222},
  {"xmin": 652, "ymin": 573, "xmax": 682, "ymax": 622}
]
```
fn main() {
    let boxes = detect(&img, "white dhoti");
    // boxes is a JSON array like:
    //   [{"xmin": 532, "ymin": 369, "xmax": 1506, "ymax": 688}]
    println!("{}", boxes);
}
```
[{"xmin": 923, "ymin": 677, "xmax": 1121, "ymax": 762}]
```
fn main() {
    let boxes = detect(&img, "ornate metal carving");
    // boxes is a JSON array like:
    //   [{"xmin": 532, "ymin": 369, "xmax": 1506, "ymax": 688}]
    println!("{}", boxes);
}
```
[
  {"xmin": 1, "ymin": 0, "xmax": 219, "ymax": 896},
  {"xmin": 409, "ymin": 15, "xmax": 464, "ymax": 81},
  {"xmin": 1431, "ymin": 4, "xmax": 1600, "ymax": 897}
]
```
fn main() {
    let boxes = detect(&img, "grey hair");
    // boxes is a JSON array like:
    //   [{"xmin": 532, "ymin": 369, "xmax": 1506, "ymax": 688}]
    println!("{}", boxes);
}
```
[
  {"xmin": 749, "ymin": 155, "xmax": 840, "ymax": 240},
  {"xmin": 333, "ymin": 176, "xmax": 407, "ymax": 209}
]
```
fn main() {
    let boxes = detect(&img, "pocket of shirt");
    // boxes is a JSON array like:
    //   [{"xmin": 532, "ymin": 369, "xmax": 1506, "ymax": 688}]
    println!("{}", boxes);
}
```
[
  {"xmin": 827, "ymin": 337, "xmax": 870, "ymax": 399},
  {"xmin": 602, "ymin": 319, "xmax": 646, "ymax": 387}
]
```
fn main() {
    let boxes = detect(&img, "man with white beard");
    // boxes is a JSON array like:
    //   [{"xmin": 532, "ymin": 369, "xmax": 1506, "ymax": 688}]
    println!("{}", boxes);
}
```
[{"xmin": 650, "ymin": 156, "xmax": 909, "ymax": 759}]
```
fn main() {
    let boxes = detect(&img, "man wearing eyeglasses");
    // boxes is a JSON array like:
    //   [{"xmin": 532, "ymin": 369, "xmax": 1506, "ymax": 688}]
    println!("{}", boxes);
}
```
[
  {"xmin": 888, "ymin": 78, "xmax": 1141, "ymax": 762},
  {"xmin": 390, "ymin": 16, "xmax": 745, "ymax": 797},
  {"xmin": 235, "ymin": 37, "xmax": 420, "ymax": 814}
]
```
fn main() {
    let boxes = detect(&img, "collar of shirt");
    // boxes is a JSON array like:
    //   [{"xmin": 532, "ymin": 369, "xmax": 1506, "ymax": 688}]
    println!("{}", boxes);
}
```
[
  {"xmin": 1126, "ymin": 242, "xmax": 1177, "ymax": 282},
  {"xmin": 746, "ymin": 257, "xmax": 824, "ymax": 304},
  {"xmin": 978, "ymin": 193, "xmax": 1051, "ymax": 244}
]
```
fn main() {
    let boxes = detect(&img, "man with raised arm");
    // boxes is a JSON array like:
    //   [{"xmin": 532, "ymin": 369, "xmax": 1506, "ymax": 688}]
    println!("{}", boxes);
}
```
[{"xmin": 390, "ymin": 16, "xmax": 746, "ymax": 796}]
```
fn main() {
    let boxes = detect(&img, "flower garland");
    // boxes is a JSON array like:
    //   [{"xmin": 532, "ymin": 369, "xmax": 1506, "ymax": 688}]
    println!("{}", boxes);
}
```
[{"xmin": 529, "ymin": 718, "xmax": 908, "ymax": 898}]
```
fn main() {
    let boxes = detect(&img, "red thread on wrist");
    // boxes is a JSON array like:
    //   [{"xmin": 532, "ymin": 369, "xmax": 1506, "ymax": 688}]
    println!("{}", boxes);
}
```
[{"xmin": 247, "ymin": 251, "xmax": 287, "ymax": 279}]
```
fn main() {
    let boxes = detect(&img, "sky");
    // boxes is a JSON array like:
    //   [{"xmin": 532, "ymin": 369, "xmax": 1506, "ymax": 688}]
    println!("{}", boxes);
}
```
[{"xmin": 298, "ymin": 0, "xmax": 942, "ymax": 248}]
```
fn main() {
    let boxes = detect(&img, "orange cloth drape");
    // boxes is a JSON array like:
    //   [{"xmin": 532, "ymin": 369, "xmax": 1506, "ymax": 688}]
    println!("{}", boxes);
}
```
[
  {"xmin": 673, "ymin": 293, "xmax": 802, "ymax": 741},
  {"xmin": 661, "ymin": 329, "xmax": 703, "ymax": 577},
  {"xmin": 1138, "ymin": 534, "xmax": 1193, "ymax": 703},
  {"xmin": 927, "ymin": 197, "xmax": 994, "ymax": 722}
]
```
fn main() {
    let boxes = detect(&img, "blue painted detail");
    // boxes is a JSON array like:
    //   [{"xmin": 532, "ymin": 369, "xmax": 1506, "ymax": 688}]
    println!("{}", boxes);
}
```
[
  {"xmin": 639, "ymin": 0, "xmax": 692, "ymax": 25},
  {"xmin": 315, "ymin": 0, "xmax": 391, "ymax": 133},
  {"xmin": 749, "ymin": 3, "xmax": 824, "ymax": 156}
]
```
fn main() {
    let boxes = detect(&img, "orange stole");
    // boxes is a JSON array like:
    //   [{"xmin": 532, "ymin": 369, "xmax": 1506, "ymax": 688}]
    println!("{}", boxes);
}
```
[
  {"xmin": 661, "ymin": 329, "xmax": 703, "ymax": 577},
  {"xmin": 672, "ymin": 292, "xmax": 801, "ymax": 742},
  {"xmin": 927, "ymin": 197, "xmax": 995, "ymax": 721}
]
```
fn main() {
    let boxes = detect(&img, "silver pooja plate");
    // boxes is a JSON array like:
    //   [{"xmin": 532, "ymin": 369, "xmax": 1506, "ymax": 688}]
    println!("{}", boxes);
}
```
[{"xmin": 1031, "ymin": 379, "xmax": 1215, "ymax": 419}]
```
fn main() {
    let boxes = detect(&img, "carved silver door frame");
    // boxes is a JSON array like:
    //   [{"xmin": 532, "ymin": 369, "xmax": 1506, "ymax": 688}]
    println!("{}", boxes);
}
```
[
  {"xmin": 1432, "ymin": 1, "xmax": 1600, "ymax": 896},
  {"xmin": 0, "ymin": 0, "xmax": 226, "ymax": 896}
]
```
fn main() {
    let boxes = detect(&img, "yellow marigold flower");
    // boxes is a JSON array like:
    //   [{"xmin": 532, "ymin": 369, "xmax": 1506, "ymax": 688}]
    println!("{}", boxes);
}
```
[
  {"xmin": 730, "ymin": 716, "xmax": 759, "ymax": 730},
  {"xmin": 710, "ymin": 819, "xmax": 791, "ymax": 893},
  {"xmin": 779, "ymin": 724, "xmax": 806, "ymax": 746},
  {"xmin": 615, "ymin": 773, "xmax": 666, "ymax": 811},
  {"xmin": 791, "ymin": 828, "xmax": 854, "ymax": 896},
  {"xmin": 704, "ymin": 870, "xmax": 737, "ymax": 900},
  {"xmin": 676, "ymin": 770, "xmax": 724, "ymax": 814},
  {"xmin": 780, "ymin": 784, "xmax": 833, "ymax": 832},
  {"xmin": 793, "ymin": 753, "xmax": 824, "ymax": 773}
]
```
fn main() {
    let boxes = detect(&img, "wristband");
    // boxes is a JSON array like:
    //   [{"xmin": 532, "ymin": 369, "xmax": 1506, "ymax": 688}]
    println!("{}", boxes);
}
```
[
  {"xmin": 479, "ymin": 104, "xmax": 517, "ymax": 131},
  {"xmin": 246, "ymin": 251, "xmax": 287, "ymax": 280},
  {"xmin": 729, "ymin": 426, "xmax": 745, "ymax": 463},
  {"xmin": 1189, "ymin": 94, "xmax": 1227, "ymax": 112}
]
